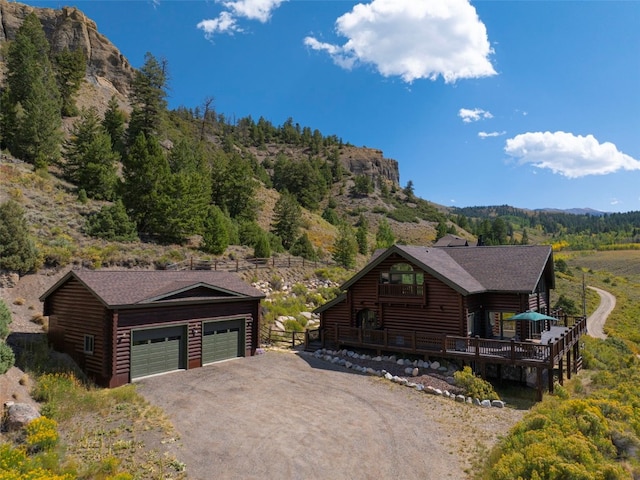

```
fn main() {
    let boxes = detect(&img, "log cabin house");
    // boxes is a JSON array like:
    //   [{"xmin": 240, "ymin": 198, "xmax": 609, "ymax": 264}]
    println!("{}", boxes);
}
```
[
  {"xmin": 310, "ymin": 244, "xmax": 586, "ymax": 400},
  {"xmin": 40, "ymin": 270, "xmax": 265, "ymax": 387}
]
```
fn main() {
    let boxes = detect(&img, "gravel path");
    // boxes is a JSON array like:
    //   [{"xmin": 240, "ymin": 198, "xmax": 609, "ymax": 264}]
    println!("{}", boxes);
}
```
[{"xmin": 586, "ymin": 286, "xmax": 615, "ymax": 340}]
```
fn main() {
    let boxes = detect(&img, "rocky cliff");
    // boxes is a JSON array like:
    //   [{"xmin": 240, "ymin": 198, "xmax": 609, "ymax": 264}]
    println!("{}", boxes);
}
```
[
  {"xmin": 0, "ymin": 0, "xmax": 400, "ymax": 187},
  {"xmin": 340, "ymin": 146, "xmax": 399, "ymax": 186},
  {"xmin": 0, "ymin": 0, "xmax": 134, "ymax": 98}
]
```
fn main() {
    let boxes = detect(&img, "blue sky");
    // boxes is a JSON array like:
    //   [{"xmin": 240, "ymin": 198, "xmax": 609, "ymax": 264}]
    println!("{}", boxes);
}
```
[{"xmin": 24, "ymin": 0, "xmax": 640, "ymax": 212}]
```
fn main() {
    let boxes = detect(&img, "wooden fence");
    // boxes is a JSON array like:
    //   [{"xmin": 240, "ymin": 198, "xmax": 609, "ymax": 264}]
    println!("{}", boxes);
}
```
[
  {"xmin": 165, "ymin": 255, "xmax": 334, "ymax": 272},
  {"xmin": 260, "ymin": 325, "xmax": 306, "ymax": 349}
]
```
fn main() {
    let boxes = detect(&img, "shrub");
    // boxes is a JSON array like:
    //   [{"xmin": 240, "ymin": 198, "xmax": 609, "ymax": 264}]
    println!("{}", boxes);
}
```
[
  {"xmin": 0, "ymin": 341, "xmax": 15, "ymax": 374},
  {"xmin": 453, "ymin": 366, "xmax": 499, "ymax": 400},
  {"xmin": 25, "ymin": 417, "xmax": 59, "ymax": 452},
  {"xmin": 85, "ymin": 200, "xmax": 138, "ymax": 242},
  {"xmin": 0, "ymin": 200, "xmax": 39, "ymax": 273},
  {"xmin": 0, "ymin": 299, "xmax": 11, "ymax": 339}
]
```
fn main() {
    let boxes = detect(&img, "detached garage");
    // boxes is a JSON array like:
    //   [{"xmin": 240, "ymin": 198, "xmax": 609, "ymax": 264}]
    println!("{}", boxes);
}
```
[{"xmin": 40, "ymin": 270, "xmax": 265, "ymax": 387}]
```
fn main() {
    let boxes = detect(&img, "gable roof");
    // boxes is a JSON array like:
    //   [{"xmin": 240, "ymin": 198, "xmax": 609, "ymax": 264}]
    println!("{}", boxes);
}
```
[
  {"xmin": 433, "ymin": 234, "xmax": 470, "ymax": 247},
  {"xmin": 40, "ymin": 270, "xmax": 265, "ymax": 309},
  {"xmin": 341, "ymin": 244, "xmax": 553, "ymax": 296}
]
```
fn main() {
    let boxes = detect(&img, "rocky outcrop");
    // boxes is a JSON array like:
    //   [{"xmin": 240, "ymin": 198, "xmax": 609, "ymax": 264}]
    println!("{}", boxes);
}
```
[
  {"xmin": 0, "ymin": 0, "xmax": 134, "ymax": 97},
  {"xmin": 340, "ymin": 146, "xmax": 400, "ymax": 186}
]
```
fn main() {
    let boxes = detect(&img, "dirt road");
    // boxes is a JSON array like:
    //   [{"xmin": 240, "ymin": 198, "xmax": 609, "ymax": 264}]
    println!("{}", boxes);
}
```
[
  {"xmin": 137, "ymin": 351, "xmax": 524, "ymax": 480},
  {"xmin": 586, "ymin": 286, "xmax": 615, "ymax": 340}
]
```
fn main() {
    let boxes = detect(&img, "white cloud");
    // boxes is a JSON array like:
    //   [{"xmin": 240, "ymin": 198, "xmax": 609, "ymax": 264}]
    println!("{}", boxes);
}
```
[
  {"xmin": 478, "ymin": 130, "xmax": 505, "ymax": 139},
  {"xmin": 610, "ymin": 198, "xmax": 620, "ymax": 206},
  {"xmin": 197, "ymin": 12, "xmax": 240, "ymax": 37},
  {"xmin": 459, "ymin": 108, "xmax": 493, "ymax": 123},
  {"xmin": 304, "ymin": 0, "xmax": 495, "ymax": 83},
  {"xmin": 198, "ymin": 0, "xmax": 286, "ymax": 39},
  {"xmin": 504, "ymin": 131, "xmax": 640, "ymax": 178}
]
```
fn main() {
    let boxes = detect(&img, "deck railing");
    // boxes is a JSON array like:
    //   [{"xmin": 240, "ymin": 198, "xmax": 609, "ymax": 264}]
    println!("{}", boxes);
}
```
[{"xmin": 317, "ymin": 316, "xmax": 587, "ymax": 366}]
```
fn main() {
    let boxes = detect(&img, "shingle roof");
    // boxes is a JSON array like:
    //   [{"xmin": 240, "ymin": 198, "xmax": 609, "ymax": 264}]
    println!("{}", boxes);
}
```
[
  {"xmin": 40, "ymin": 270, "xmax": 265, "ymax": 308},
  {"xmin": 342, "ymin": 244, "xmax": 553, "ymax": 296},
  {"xmin": 433, "ymin": 234, "xmax": 470, "ymax": 247}
]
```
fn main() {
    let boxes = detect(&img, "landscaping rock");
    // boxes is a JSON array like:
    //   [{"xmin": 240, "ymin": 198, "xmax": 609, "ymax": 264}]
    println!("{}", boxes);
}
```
[{"xmin": 4, "ymin": 402, "xmax": 40, "ymax": 432}]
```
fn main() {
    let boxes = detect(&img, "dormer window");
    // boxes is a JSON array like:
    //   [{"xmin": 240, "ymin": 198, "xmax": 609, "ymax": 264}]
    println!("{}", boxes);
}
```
[{"xmin": 379, "ymin": 263, "xmax": 425, "ymax": 297}]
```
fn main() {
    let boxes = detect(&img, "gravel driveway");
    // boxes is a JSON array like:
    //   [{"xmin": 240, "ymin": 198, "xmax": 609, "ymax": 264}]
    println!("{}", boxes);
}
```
[
  {"xmin": 586, "ymin": 286, "xmax": 615, "ymax": 340},
  {"xmin": 136, "ymin": 351, "xmax": 524, "ymax": 480}
]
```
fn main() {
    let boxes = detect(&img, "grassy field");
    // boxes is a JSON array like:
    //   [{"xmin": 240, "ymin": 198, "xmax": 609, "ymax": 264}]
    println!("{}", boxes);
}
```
[{"xmin": 478, "ymin": 249, "xmax": 640, "ymax": 479}]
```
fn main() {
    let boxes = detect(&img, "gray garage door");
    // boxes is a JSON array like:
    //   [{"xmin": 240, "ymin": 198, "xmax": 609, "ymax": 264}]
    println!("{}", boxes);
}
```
[
  {"xmin": 202, "ymin": 319, "xmax": 245, "ymax": 365},
  {"xmin": 131, "ymin": 325, "xmax": 186, "ymax": 379}
]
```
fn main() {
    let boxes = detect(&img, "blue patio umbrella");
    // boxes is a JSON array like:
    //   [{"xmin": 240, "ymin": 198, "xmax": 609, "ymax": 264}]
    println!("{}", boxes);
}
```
[{"xmin": 510, "ymin": 311, "xmax": 558, "ymax": 322}]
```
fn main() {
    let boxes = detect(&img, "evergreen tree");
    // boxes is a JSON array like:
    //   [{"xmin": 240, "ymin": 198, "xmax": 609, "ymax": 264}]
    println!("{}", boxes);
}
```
[
  {"xmin": 210, "ymin": 151, "xmax": 259, "ymax": 221},
  {"xmin": 350, "ymin": 175, "xmax": 373, "ymax": 197},
  {"xmin": 102, "ymin": 95, "xmax": 126, "ymax": 156},
  {"xmin": 253, "ymin": 232, "xmax": 271, "ymax": 258},
  {"xmin": 85, "ymin": 200, "xmax": 138, "ymax": 242},
  {"xmin": 521, "ymin": 228, "xmax": 530, "ymax": 245},
  {"xmin": 332, "ymin": 223, "xmax": 357, "ymax": 269},
  {"xmin": 375, "ymin": 218, "xmax": 395, "ymax": 249},
  {"xmin": 322, "ymin": 207, "xmax": 340, "ymax": 225},
  {"xmin": 403, "ymin": 180, "xmax": 415, "ymax": 201},
  {"xmin": 1, "ymin": 13, "xmax": 62, "ymax": 167},
  {"xmin": 356, "ymin": 214, "xmax": 369, "ymax": 255},
  {"xmin": 290, "ymin": 233, "xmax": 317, "ymax": 260},
  {"xmin": 64, "ymin": 107, "xmax": 119, "ymax": 200},
  {"xmin": 435, "ymin": 220, "xmax": 448, "ymax": 241},
  {"xmin": 202, "ymin": 205, "xmax": 229, "ymax": 255},
  {"xmin": 271, "ymin": 192, "xmax": 301, "ymax": 250},
  {"xmin": 0, "ymin": 201, "xmax": 39, "ymax": 274},
  {"xmin": 127, "ymin": 52, "xmax": 167, "ymax": 143},
  {"xmin": 54, "ymin": 48, "xmax": 86, "ymax": 117},
  {"xmin": 121, "ymin": 133, "xmax": 169, "ymax": 234},
  {"xmin": 0, "ymin": 300, "xmax": 11, "ymax": 340}
]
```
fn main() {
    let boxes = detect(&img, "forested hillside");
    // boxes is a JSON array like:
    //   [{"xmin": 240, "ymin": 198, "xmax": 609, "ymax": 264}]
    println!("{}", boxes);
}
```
[
  {"xmin": 0, "ymin": 5, "xmax": 454, "ymax": 273},
  {"xmin": 1, "ymin": 2, "xmax": 639, "ymax": 279}
]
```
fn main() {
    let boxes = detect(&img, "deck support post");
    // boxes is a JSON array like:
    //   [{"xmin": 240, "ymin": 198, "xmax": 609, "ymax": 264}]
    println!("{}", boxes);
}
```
[
  {"xmin": 566, "ymin": 349, "xmax": 572, "ymax": 380},
  {"xmin": 536, "ymin": 367, "xmax": 543, "ymax": 401},
  {"xmin": 558, "ymin": 357, "xmax": 564, "ymax": 386}
]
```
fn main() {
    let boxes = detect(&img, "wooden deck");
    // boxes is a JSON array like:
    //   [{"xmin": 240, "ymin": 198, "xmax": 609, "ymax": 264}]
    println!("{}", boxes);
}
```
[{"xmin": 306, "ymin": 316, "xmax": 587, "ymax": 400}]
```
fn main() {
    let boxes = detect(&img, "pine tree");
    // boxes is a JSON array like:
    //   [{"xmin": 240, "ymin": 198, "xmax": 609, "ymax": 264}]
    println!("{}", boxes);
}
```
[
  {"xmin": 85, "ymin": 200, "xmax": 138, "ymax": 242},
  {"xmin": 332, "ymin": 223, "xmax": 357, "ymax": 269},
  {"xmin": 54, "ymin": 48, "xmax": 86, "ymax": 117},
  {"xmin": 210, "ymin": 151, "xmax": 258, "ymax": 221},
  {"xmin": 64, "ymin": 107, "xmax": 119, "ymax": 200},
  {"xmin": 1, "ymin": 13, "xmax": 62, "ymax": 167},
  {"xmin": 290, "ymin": 233, "xmax": 317, "ymax": 260},
  {"xmin": 356, "ymin": 214, "xmax": 369, "ymax": 255},
  {"xmin": 202, "ymin": 205, "xmax": 229, "ymax": 255},
  {"xmin": 0, "ymin": 200, "xmax": 39, "ymax": 274},
  {"xmin": 127, "ymin": 52, "xmax": 168, "ymax": 143},
  {"xmin": 271, "ymin": 192, "xmax": 301, "ymax": 250},
  {"xmin": 121, "ymin": 133, "xmax": 169, "ymax": 234},
  {"xmin": 375, "ymin": 218, "xmax": 395, "ymax": 249},
  {"xmin": 435, "ymin": 221, "xmax": 448, "ymax": 241},
  {"xmin": 102, "ymin": 95, "xmax": 126, "ymax": 156},
  {"xmin": 253, "ymin": 232, "xmax": 271, "ymax": 258}
]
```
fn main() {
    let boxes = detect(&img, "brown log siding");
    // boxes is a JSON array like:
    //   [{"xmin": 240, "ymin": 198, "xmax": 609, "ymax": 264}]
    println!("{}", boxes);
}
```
[
  {"xmin": 322, "ymin": 254, "xmax": 550, "ymax": 343},
  {"xmin": 46, "ymin": 277, "xmax": 261, "ymax": 387},
  {"xmin": 44, "ymin": 278, "xmax": 111, "ymax": 384}
]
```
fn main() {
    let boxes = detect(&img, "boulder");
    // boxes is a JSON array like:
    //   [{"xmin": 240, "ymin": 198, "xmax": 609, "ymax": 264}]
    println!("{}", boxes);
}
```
[
  {"xmin": 491, "ymin": 400, "xmax": 505, "ymax": 408},
  {"xmin": 430, "ymin": 361, "xmax": 440, "ymax": 370},
  {"xmin": 4, "ymin": 402, "xmax": 40, "ymax": 432}
]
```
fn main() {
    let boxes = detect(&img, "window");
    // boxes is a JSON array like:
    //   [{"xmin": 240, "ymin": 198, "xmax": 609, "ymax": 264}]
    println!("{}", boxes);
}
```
[
  {"xmin": 379, "ymin": 263, "xmax": 425, "ymax": 297},
  {"xmin": 83, "ymin": 334, "xmax": 95, "ymax": 355}
]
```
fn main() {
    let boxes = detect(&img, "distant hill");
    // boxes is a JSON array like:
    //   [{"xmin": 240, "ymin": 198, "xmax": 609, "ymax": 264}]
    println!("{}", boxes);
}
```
[{"xmin": 536, "ymin": 207, "xmax": 608, "ymax": 217}]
